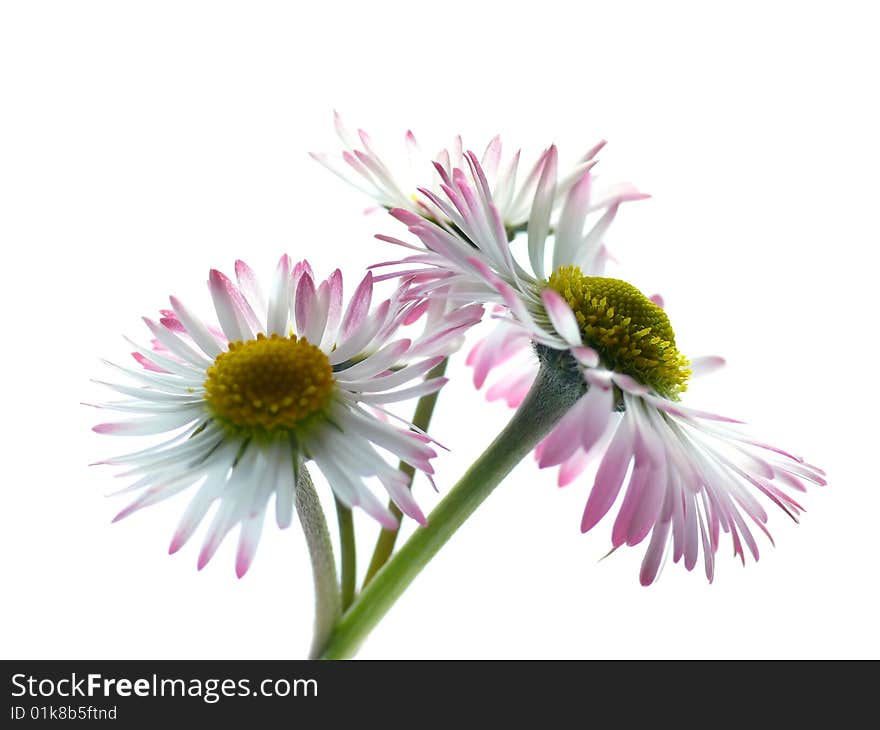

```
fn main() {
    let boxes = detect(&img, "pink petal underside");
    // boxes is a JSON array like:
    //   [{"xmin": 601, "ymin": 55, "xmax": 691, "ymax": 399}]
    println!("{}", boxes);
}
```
[
  {"xmin": 332, "ymin": 109, "xmax": 356, "ymax": 147},
  {"xmin": 321, "ymin": 269, "xmax": 344, "ymax": 343},
  {"xmin": 466, "ymin": 256, "xmax": 537, "ymax": 331},
  {"xmin": 340, "ymin": 271, "xmax": 373, "ymax": 340},
  {"xmin": 541, "ymin": 289, "xmax": 582, "ymax": 346},
  {"xmin": 390, "ymin": 206, "xmax": 424, "ymax": 227},
  {"xmin": 448, "ymin": 171, "xmax": 482, "ymax": 233},
  {"xmin": 776, "ymin": 460, "xmax": 825, "ymax": 486},
  {"xmin": 486, "ymin": 369, "xmax": 536, "ymax": 409},
  {"xmin": 144, "ymin": 317, "xmax": 212, "ymax": 368},
  {"xmin": 383, "ymin": 473, "xmax": 427, "ymax": 526},
  {"xmin": 469, "ymin": 326, "xmax": 530, "ymax": 389},
  {"xmin": 555, "ymin": 166, "xmax": 594, "ymax": 250},
  {"xmin": 558, "ymin": 448, "xmax": 590, "ymax": 487},
  {"xmin": 537, "ymin": 395, "xmax": 593, "ymax": 468},
  {"xmin": 582, "ymin": 139, "xmax": 607, "ymax": 162},
  {"xmin": 527, "ymin": 146, "xmax": 558, "ymax": 278},
  {"xmin": 581, "ymin": 418, "xmax": 634, "ymax": 533},
  {"xmin": 611, "ymin": 372, "xmax": 650, "ymax": 395},
  {"xmin": 492, "ymin": 149, "xmax": 520, "ymax": 210},
  {"xmin": 669, "ymin": 478, "xmax": 686, "ymax": 562},
  {"xmin": 427, "ymin": 161, "xmax": 449, "ymax": 194},
  {"xmin": 158, "ymin": 313, "xmax": 186, "ymax": 333},
  {"xmin": 511, "ymin": 147, "xmax": 549, "ymax": 214},
  {"xmin": 235, "ymin": 259, "xmax": 265, "ymax": 312},
  {"xmin": 611, "ymin": 410, "xmax": 669, "ymax": 547},
  {"xmin": 295, "ymin": 272, "xmax": 316, "ymax": 336},
  {"xmin": 481, "ymin": 135, "xmax": 502, "ymax": 176},
  {"xmin": 132, "ymin": 352, "xmax": 169, "ymax": 373},
  {"xmin": 640, "ymin": 515, "xmax": 672, "ymax": 586},
  {"xmin": 700, "ymin": 514, "xmax": 715, "ymax": 583},
  {"xmin": 775, "ymin": 470, "xmax": 807, "ymax": 493},
  {"xmin": 682, "ymin": 491, "xmax": 700, "ymax": 570},
  {"xmin": 464, "ymin": 151, "xmax": 494, "ymax": 208},
  {"xmin": 305, "ymin": 278, "xmax": 332, "ymax": 344},
  {"xmin": 646, "ymin": 395, "xmax": 745, "ymax": 424},
  {"xmin": 624, "ymin": 457, "xmax": 668, "ymax": 547},
  {"xmin": 403, "ymin": 299, "xmax": 430, "ymax": 326},
  {"xmin": 208, "ymin": 269, "xmax": 249, "ymax": 343},
  {"xmin": 571, "ymin": 346, "xmax": 600, "ymax": 368},
  {"xmin": 756, "ymin": 478, "xmax": 805, "ymax": 517},
  {"xmin": 451, "ymin": 135, "xmax": 463, "ymax": 162},
  {"xmin": 610, "ymin": 455, "xmax": 651, "ymax": 548},
  {"xmin": 704, "ymin": 491, "xmax": 721, "ymax": 552},
  {"xmin": 219, "ymin": 267, "xmax": 261, "ymax": 332},
  {"xmin": 542, "ymin": 382, "xmax": 614, "ymax": 469}
]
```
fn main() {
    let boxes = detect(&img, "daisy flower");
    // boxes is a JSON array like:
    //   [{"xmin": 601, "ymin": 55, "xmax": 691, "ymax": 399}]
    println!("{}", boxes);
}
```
[
  {"xmin": 384, "ymin": 151, "xmax": 824, "ymax": 584},
  {"xmin": 90, "ymin": 256, "xmax": 481, "ymax": 577},
  {"xmin": 311, "ymin": 111, "xmax": 619, "ymax": 231},
  {"xmin": 381, "ymin": 143, "xmax": 648, "ymax": 406}
]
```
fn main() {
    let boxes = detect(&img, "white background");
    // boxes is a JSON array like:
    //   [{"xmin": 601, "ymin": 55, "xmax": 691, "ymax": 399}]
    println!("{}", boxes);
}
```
[{"xmin": 2, "ymin": 1, "xmax": 877, "ymax": 659}]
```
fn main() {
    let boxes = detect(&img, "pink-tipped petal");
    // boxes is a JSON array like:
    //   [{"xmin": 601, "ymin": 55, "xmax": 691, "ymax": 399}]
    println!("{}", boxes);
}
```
[
  {"xmin": 324, "ymin": 269, "xmax": 344, "ymax": 337},
  {"xmin": 571, "ymin": 346, "xmax": 600, "ymax": 368},
  {"xmin": 340, "ymin": 271, "xmax": 373, "ymax": 339},
  {"xmin": 582, "ymin": 418, "xmax": 634, "ymax": 532},
  {"xmin": 294, "ymin": 272, "xmax": 316, "ymax": 336},
  {"xmin": 208, "ymin": 269, "xmax": 249, "ymax": 343},
  {"xmin": 527, "ymin": 146, "xmax": 558, "ymax": 278},
  {"xmin": 611, "ymin": 372, "xmax": 650, "ymax": 395},
  {"xmin": 554, "ymin": 165, "xmax": 596, "ymax": 269},
  {"xmin": 541, "ymin": 289, "xmax": 582, "ymax": 346},
  {"xmin": 132, "ymin": 352, "xmax": 169, "ymax": 373},
  {"xmin": 169, "ymin": 296, "xmax": 224, "ymax": 358},
  {"xmin": 640, "ymin": 517, "xmax": 672, "ymax": 586},
  {"xmin": 558, "ymin": 448, "xmax": 590, "ymax": 487}
]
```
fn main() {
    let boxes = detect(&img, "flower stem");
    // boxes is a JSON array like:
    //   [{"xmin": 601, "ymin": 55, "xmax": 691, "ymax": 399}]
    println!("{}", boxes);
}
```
[
  {"xmin": 335, "ymin": 498, "xmax": 356, "ymax": 611},
  {"xmin": 317, "ymin": 360, "xmax": 582, "ymax": 659},
  {"xmin": 363, "ymin": 358, "xmax": 449, "ymax": 587},
  {"xmin": 294, "ymin": 465, "xmax": 342, "ymax": 659}
]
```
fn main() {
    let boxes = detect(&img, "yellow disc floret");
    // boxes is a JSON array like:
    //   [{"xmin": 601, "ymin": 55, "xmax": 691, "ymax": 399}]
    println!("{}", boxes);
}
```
[
  {"xmin": 204, "ymin": 333, "xmax": 335, "ymax": 433},
  {"xmin": 547, "ymin": 266, "xmax": 690, "ymax": 399}
]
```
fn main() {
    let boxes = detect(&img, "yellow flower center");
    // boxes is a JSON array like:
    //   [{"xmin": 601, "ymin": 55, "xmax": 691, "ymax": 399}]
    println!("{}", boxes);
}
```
[
  {"xmin": 547, "ymin": 266, "xmax": 690, "ymax": 399},
  {"xmin": 204, "ymin": 333, "xmax": 335, "ymax": 433}
]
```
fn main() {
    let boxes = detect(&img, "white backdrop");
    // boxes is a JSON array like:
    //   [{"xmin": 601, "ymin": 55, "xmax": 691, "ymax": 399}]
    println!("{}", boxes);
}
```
[{"xmin": 2, "ymin": 1, "xmax": 877, "ymax": 659}]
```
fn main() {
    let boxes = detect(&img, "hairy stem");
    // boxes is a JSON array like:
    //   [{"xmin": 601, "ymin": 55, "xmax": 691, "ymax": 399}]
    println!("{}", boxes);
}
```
[{"xmin": 294, "ymin": 465, "xmax": 342, "ymax": 659}]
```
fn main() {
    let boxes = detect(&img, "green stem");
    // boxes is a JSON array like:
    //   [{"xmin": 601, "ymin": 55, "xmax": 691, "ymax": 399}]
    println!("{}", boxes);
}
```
[
  {"xmin": 294, "ymin": 465, "xmax": 341, "ymax": 659},
  {"xmin": 362, "ymin": 358, "xmax": 449, "ymax": 587},
  {"xmin": 317, "ymin": 360, "xmax": 581, "ymax": 659},
  {"xmin": 335, "ymin": 498, "xmax": 356, "ymax": 611}
]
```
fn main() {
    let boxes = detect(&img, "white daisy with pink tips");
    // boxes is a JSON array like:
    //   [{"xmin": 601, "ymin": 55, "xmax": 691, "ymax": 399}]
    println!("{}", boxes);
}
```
[
  {"xmin": 312, "ymin": 111, "xmax": 614, "ymax": 230},
  {"xmin": 383, "ymin": 149, "xmax": 824, "ymax": 584},
  {"xmin": 377, "ymin": 143, "xmax": 645, "ymax": 407},
  {"xmin": 90, "ymin": 255, "xmax": 481, "ymax": 577},
  {"xmin": 534, "ymin": 346, "xmax": 825, "ymax": 585}
]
